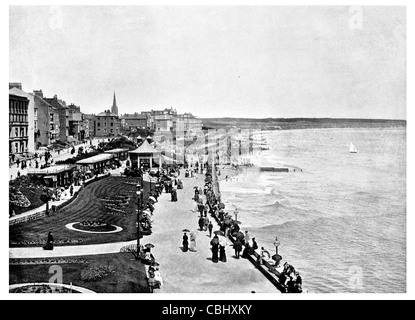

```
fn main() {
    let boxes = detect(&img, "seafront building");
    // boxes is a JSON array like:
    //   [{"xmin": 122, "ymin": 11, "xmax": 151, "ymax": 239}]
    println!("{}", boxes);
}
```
[
  {"xmin": 32, "ymin": 90, "xmax": 53, "ymax": 148},
  {"xmin": 9, "ymin": 93, "xmax": 29, "ymax": 156},
  {"xmin": 44, "ymin": 95, "xmax": 70, "ymax": 144},
  {"xmin": 123, "ymin": 113, "xmax": 150, "ymax": 131},
  {"xmin": 8, "ymin": 82, "xmax": 91, "ymax": 164},
  {"xmin": 9, "ymin": 84, "xmax": 36, "ymax": 153},
  {"xmin": 121, "ymin": 108, "xmax": 203, "ymax": 133},
  {"xmin": 93, "ymin": 110, "xmax": 121, "ymax": 137},
  {"xmin": 176, "ymin": 113, "xmax": 203, "ymax": 133}
]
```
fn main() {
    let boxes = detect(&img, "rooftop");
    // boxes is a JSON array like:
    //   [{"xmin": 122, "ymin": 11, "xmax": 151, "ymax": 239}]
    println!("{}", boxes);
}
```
[
  {"xmin": 129, "ymin": 140, "xmax": 161, "ymax": 154},
  {"xmin": 104, "ymin": 148, "xmax": 130, "ymax": 154},
  {"xmin": 97, "ymin": 110, "xmax": 118, "ymax": 117},
  {"xmin": 27, "ymin": 165, "xmax": 74, "ymax": 175},
  {"xmin": 76, "ymin": 153, "xmax": 115, "ymax": 164}
]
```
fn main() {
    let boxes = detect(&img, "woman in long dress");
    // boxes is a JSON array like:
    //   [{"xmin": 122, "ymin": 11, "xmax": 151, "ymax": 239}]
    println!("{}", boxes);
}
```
[
  {"xmin": 219, "ymin": 245, "xmax": 227, "ymax": 263},
  {"xmin": 43, "ymin": 232, "xmax": 54, "ymax": 251},
  {"xmin": 189, "ymin": 232, "xmax": 197, "ymax": 252},
  {"xmin": 210, "ymin": 236, "xmax": 219, "ymax": 263},
  {"xmin": 182, "ymin": 233, "xmax": 189, "ymax": 252}
]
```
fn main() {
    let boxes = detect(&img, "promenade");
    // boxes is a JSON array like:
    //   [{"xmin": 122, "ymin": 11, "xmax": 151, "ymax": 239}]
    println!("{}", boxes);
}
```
[{"xmin": 144, "ymin": 175, "xmax": 278, "ymax": 294}]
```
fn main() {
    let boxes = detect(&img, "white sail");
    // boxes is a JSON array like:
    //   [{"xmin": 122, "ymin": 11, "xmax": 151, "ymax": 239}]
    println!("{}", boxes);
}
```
[{"xmin": 349, "ymin": 142, "xmax": 357, "ymax": 153}]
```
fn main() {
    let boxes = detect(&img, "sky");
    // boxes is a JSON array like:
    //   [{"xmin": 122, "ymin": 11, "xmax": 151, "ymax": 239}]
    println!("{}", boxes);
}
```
[{"xmin": 9, "ymin": 6, "xmax": 406, "ymax": 119}]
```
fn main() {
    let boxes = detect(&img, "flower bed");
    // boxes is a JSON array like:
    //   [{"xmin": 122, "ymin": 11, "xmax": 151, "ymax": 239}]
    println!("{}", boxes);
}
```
[
  {"xmin": 81, "ymin": 265, "xmax": 116, "ymax": 282},
  {"xmin": 9, "ymin": 239, "xmax": 84, "ymax": 246},
  {"xmin": 9, "ymin": 284, "xmax": 82, "ymax": 293},
  {"xmin": 9, "ymin": 258, "xmax": 89, "ymax": 265},
  {"xmin": 72, "ymin": 220, "xmax": 117, "ymax": 232}
]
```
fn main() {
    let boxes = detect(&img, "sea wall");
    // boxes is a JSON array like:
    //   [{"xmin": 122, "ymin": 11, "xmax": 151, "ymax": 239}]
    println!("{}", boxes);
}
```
[{"xmin": 209, "ymin": 164, "xmax": 286, "ymax": 293}]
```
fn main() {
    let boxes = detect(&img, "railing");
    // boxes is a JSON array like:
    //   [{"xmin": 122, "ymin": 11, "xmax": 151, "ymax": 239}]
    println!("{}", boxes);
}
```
[{"xmin": 209, "ymin": 163, "xmax": 287, "ymax": 293}]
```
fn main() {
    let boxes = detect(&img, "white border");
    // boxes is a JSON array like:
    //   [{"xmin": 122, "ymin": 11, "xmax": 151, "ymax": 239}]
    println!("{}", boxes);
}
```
[
  {"xmin": 65, "ymin": 222, "xmax": 123, "ymax": 234},
  {"xmin": 2, "ymin": 0, "xmax": 413, "ymax": 301}
]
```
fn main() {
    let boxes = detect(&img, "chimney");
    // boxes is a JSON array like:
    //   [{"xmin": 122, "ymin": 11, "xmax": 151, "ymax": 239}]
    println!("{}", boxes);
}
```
[
  {"xmin": 9, "ymin": 82, "xmax": 22, "ymax": 90},
  {"xmin": 33, "ymin": 90, "xmax": 44, "ymax": 98}
]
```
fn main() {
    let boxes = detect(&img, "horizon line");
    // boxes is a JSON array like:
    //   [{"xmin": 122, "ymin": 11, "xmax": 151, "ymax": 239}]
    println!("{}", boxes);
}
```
[{"xmin": 199, "ymin": 116, "xmax": 406, "ymax": 121}]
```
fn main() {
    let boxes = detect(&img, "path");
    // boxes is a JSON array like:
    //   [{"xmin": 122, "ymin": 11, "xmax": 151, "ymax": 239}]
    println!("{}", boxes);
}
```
[
  {"xmin": 9, "ymin": 240, "xmax": 137, "ymax": 259},
  {"xmin": 144, "ymin": 175, "xmax": 278, "ymax": 293}
]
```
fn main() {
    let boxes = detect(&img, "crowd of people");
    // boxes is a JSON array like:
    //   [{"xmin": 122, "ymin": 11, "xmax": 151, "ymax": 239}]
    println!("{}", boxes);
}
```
[{"xmin": 193, "ymin": 163, "xmax": 304, "ymax": 293}]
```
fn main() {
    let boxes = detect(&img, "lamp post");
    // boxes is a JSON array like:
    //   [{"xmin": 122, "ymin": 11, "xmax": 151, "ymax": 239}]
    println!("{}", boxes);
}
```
[
  {"xmin": 273, "ymin": 237, "xmax": 281, "ymax": 256},
  {"xmin": 234, "ymin": 207, "xmax": 239, "ymax": 223},
  {"xmin": 136, "ymin": 183, "xmax": 144, "ymax": 257}
]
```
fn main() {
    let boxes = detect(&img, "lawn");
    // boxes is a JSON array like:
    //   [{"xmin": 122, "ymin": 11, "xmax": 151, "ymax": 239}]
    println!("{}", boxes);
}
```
[
  {"xmin": 10, "ymin": 176, "xmax": 155, "ymax": 247},
  {"xmin": 9, "ymin": 253, "xmax": 150, "ymax": 293}
]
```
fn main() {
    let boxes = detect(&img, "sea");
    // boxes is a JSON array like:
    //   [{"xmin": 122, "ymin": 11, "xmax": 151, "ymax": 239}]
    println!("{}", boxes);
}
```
[{"xmin": 220, "ymin": 127, "xmax": 406, "ymax": 293}]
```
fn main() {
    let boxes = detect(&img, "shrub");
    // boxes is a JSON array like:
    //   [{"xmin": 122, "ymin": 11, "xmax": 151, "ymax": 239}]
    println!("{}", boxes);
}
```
[{"xmin": 81, "ymin": 265, "xmax": 116, "ymax": 282}]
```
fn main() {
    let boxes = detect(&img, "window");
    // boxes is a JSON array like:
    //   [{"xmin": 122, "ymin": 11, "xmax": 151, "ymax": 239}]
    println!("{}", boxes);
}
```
[
  {"xmin": 50, "ymin": 114, "xmax": 54, "ymax": 122},
  {"xmin": 15, "ymin": 128, "xmax": 18, "ymax": 137},
  {"xmin": 97, "ymin": 122, "xmax": 101, "ymax": 127},
  {"xmin": 111, "ymin": 123, "xmax": 113, "ymax": 126}
]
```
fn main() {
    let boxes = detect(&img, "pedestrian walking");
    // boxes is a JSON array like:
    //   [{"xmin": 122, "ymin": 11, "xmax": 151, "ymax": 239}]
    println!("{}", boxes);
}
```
[
  {"xmin": 208, "ymin": 221, "xmax": 213, "ymax": 237},
  {"xmin": 233, "ymin": 239, "xmax": 243, "ymax": 259},
  {"xmin": 203, "ymin": 216, "xmax": 209, "ymax": 231},
  {"xmin": 43, "ymin": 232, "xmax": 54, "ymax": 251},
  {"xmin": 211, "ymin": 236, "xmax": 219, "ymax": 263},
  {"xmin": 198, "ymin": 216, "xmax": 205, "ymax": 231},
  {"xmin": 189, "ymin": 232, "xmax": 197, "ymax": 252},
  {"xmin": 219, "ymin": 245, "xmax": 227, "ymax": 263},
  {"xmin": 182, "ymin": 232, "xmax": 189, "ymax": 252}
]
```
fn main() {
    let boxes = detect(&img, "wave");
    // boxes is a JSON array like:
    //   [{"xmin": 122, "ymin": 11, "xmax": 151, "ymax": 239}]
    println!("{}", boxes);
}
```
[{"xmin": 220, "ymin": 185, "xmax": 275, "ymax": 195}]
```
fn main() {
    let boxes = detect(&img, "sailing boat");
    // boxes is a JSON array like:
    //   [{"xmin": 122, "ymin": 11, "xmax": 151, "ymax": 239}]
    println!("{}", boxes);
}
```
[{"xmin": 349, "ymin": 142, "xmax": 357, "ymax": 154}]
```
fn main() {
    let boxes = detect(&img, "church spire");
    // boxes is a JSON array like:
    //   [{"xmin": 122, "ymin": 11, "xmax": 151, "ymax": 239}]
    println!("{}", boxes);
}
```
[{"xmin": 111, "ymin": 90, "xmax": 118, "ymax": 115}]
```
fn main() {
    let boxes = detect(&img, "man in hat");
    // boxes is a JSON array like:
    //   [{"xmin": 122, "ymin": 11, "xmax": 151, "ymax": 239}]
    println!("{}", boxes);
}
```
[{"xmin": 233, "ymin": 238, "xmax": 243, "ymax": 259}]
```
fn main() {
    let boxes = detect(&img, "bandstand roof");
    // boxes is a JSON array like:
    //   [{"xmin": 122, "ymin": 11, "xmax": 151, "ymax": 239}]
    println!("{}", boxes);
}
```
[{"xmin": 129, "ymin": 140, "xmax": 161, "ymax": 155}]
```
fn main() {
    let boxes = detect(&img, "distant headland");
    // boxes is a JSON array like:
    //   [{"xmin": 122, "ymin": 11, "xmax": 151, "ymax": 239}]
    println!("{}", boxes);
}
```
[{"xmin": 200, "ymin": 118, "xmax": 406, "ymax": 131}]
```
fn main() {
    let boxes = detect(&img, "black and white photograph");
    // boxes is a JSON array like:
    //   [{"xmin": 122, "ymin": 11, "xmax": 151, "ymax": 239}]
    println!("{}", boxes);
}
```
[{"xmin": 4, "ymin": 1, "xmax": 412, "ymax": 300}]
